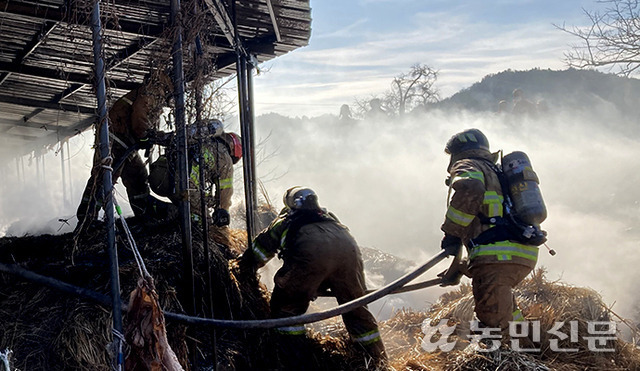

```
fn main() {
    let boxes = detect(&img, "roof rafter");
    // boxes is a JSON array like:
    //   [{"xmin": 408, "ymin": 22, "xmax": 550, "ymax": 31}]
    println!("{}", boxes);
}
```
[
  {"xmin": 266, "ymin": 0, "xmax": 282, "ymax": 42},
  {"xmin": 0, "ymin": 94, "xmax": 96, "ymax": 115},
  {"xmin": 0, "ymin": 62, "xmax": 139, "ymax": 91},
  {"xmin": 203, "ymin": 0, "xmax": 237, "ymax": 47},
  {"xmin": 213, "ymin": 34, "xmax": 276, "ymax": 70},
  {"xmin": 16, "ymin": 36, "xmax": 159, "ymax": 125},
  {"xmin": 0, "ymin": 0, "xmax": 166, "ymax": 36},
  {"xmin": 0, "ymin": 20, "xmax": 59, "ymax": 87}
]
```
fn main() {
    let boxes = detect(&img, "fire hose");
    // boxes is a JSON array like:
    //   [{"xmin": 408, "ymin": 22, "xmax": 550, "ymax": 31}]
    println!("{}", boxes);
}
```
[
  {"xmin": 0, "ymin": 250, "xmax": 449, "ymax": 329},
  {"xmin": 164, "ymin": 249, "xmax": 448, "ymax": 328}
]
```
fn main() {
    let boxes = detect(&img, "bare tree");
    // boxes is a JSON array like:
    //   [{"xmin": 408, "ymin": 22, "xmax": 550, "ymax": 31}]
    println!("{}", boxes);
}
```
[
  {"xmin": 350, "ymin": 64, "xmax": 439, "ymax": 118},
  {"xmin": 558, "ymin": 0, "xmax": 640, "ymax": 76},
  {"xmin": 388, "ymin": 63, "xmax": 439, "ymax": 116}
]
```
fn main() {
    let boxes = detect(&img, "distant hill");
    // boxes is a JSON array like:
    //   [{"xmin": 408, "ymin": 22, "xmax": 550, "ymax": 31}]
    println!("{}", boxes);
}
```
[{"xmin": 433, "ymin": 68, "xmax": 640, "ymax": 117}]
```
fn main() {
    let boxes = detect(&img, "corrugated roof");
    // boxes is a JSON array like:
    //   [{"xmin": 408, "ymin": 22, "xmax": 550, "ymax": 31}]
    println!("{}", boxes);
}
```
[{"xmin": 0, "ymin": 0, "xmax": 311, "ymax": 158}]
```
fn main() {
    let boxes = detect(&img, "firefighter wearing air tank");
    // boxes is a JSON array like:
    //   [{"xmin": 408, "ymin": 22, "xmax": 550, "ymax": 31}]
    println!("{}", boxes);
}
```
[
  {"xmin": 238, "ymin": 187, "xmax": 386, "ymax": 363},
  {"xmin": 439, "ymin": 128, "xmax": 547, "ymax": 339}
]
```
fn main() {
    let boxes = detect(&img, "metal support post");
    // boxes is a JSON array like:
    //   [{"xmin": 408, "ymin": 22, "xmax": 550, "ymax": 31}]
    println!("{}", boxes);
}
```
[
  {"xmin": 246, "ymin": 58, "xmax": 258, "ymax": 236},
  {"xmin": 194, "ymin": 34, "xmax": 218, "ymax": 369},
  {"xmin": 236, "ymin": 54, "xmax": 258, "ymax": 240},
  {"xmin": 171, "ymin": 0, "xmax": 197, "ymax": 367},
  {"xmin": 90, "ymin": 1, "xmax": 123, "ymax": 370}
]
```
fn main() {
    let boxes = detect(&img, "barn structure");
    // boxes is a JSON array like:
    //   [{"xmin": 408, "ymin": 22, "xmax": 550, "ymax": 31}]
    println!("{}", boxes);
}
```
[{"xmin": 0, "ymin": 0, "xmax": 311, "ymax": 368}]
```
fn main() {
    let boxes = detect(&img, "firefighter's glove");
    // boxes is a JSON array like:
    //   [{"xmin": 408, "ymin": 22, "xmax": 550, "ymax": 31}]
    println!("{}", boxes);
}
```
[
  {"xmin": 438, "ymin": 267, "xmax": 463, "ymax": 287},
  {"xmin": 213, "ymin": 209, "xmax": 230, "ymax": 227},
  {"xmin": 437, "ymin": 258, "xmax": 468, "ymax": 287},
  {"xmin": 441, "ymin": 234, "xmax": 462, "ymax": 256}
]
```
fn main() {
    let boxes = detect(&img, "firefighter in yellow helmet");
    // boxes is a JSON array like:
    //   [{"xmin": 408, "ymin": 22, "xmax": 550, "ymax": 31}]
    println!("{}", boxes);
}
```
[
  {"xmin": 238, "ymin": 187, "xmax": 386, "ymax": 367},
  {"xmin": 76, "ymin": 69, "xmax": 173, "ymax": 229},
  {"xmin": 440, "ymin": 129, "xmax": 539, "ymax": 344}
]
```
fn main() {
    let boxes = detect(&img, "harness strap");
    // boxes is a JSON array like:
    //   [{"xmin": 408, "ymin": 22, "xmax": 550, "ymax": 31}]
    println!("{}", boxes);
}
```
[{"xmin": 109, "ymin": 132, "xmax": 131, "ymax": 149}]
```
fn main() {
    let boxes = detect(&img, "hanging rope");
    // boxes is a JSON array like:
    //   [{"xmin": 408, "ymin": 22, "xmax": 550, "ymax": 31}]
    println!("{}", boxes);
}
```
[{"xmin": 113, "ymin": 195, "xmax": 150, "ymax": 279}]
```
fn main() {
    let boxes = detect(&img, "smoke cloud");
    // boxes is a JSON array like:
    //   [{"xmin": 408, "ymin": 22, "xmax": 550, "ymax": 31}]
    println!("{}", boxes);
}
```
[
  {"xmin": 246, "ymin": 106, "xmax": 640, "ymax": 321},
  {"xmin": 1, "ymin": 101, "xmax": 638, "ymax": 324}
]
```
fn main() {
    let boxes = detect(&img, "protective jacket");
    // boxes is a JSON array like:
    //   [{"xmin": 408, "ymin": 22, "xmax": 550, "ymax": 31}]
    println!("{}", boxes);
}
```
[
  {"xmin": 243, "ymin": 207, "xmax": 385, "ymax": 359},
  {"xmin": 187, "ymin": 137, "xmax": 234, "ymax": 219},
  {"xmin": 76, "ymin": 75, "xmax": 172, "ymax": 225},
  {"xmin": 109, "ymin": 73, "xmax": 172, "ymax": 140},
  {"xmin": 441, "ymin": 149, "xmax": 539, "ymax": 269}
]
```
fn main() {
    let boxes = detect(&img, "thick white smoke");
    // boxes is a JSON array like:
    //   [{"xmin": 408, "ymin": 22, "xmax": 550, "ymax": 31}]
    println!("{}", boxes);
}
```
[
  {"xmin": 0, "ymin": 130, "xmax": 136, "ymax": 237},
  {"xmin": 247, "ymin": 107, "xmax": 640, "ymax": 321},
  {"xmin": 1, "ymin": 102, "xmax": 638, "ymax": 324}
]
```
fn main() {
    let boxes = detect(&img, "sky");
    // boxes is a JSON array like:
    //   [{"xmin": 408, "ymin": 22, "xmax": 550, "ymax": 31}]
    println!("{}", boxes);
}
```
[{"xmin": 252, "ymin": 0, "xmax": 601, "ymax": 117}]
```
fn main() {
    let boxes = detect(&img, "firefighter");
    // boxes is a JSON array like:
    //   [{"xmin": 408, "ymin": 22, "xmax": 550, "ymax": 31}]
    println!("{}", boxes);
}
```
[
  {"xmin": 183, "ymin": 119, "xmax": 242, "ymax": 227},
  {"xmin": 238, "ymin": 187, "xmax": 386, "ymax": 366},
  {"xmin": 439, "ymin": 128, "xmax": 539, "ymax": 344},
  {"xmin": 365, "ymin": 98, "xmax": 387, "ymax": 119},
  {"xmin": 76, "ymin": 69, "xmax": 173, "ymax": 229},
  {"xmin": 512, "ymin": 88, "xmax": 536, "ymax": 116}
]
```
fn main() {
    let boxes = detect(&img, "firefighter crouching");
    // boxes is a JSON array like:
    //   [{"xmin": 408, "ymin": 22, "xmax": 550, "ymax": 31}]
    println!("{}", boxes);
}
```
[
  {"xmin": 238, "ymin": 187, "xmax": 386, "ymax": 367},
  {"xmin": 439, "ymin": 128, "xmax": 541, "ymax": 343},
  {"xmin": 76, "ymin": 69, "xmax": 173, "ymax": 229}
]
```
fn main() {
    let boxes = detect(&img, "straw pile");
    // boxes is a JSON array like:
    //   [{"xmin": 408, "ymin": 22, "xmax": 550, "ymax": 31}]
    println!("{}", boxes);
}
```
[
  {"xmin": 3, "ymin": 216, "xmax": 639, "ymax": 371},
  {"xmin": 0, "ymin": 215, "xmax": 388, "ymax": 370},
  {"xmin": 383, "ymin": 268, "xmax": 640, "ymax": 371},
  {"xmin": 0, "ymin": 219, "xmax": 269, "ymax": 370}
]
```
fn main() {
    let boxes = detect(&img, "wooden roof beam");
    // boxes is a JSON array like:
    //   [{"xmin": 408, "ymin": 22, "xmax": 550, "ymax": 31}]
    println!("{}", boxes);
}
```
[
  {"xmin": 203, "ymin": 0, "xmax": 238, "ymax": 49},
  {"xmin": 0, "ymin": 62, "xmax": 139, "ymax": 91},
  {"xmin": 0, "ymin": 94, "xmax": 96, "ymax": 115},
  {"xmin": 214, "ymin": 34, "xmax": 276, "ymax": 69},
  {"xmin": 17, "ymin": 36, "xmax": 157, "ymax": 125},
  {"xmin": 106, "ymin": 37, "xmax": 159, "ymax": 70},
  {"xmin": 0, "ymin": 121, "xmax": 51, "ymax": 133},
  {"xmin": 0, "ymin": 21, "xmax": 58, "ymax": 87},
  {"xmin": 266, "ymin": 0, "xmax": 282, "ymax": 42},
  {"xmin": 18, "ymin": 21, "xmax": 59, "ymax": 63},
  {"xmin": 0, "ymin": 1, "xmax": 165, "ymax": 36}
]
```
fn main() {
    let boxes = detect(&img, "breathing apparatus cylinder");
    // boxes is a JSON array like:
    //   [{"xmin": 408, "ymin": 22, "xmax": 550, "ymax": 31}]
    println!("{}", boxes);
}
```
[
  {"xmin": 149, "ymin": 155, "xmax": 174, "ymax": 198},
  {"xmin": 502, "ymin": 151, "xmax": 547, "ymax": 226}
]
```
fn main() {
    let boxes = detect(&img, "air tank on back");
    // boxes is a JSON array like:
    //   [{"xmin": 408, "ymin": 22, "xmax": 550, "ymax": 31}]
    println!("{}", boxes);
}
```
[{"xmin": 502, "ymin": 151, "xmax": 547, "ymax": 225}]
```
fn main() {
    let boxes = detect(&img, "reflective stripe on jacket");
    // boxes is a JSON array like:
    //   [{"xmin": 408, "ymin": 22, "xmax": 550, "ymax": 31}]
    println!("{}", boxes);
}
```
[
  {"xmin": 250, "ymin": 209, "xmax": 289, "ymax": 267},
  {"xmin": 469, "ymin": 241, "xmax": 538, "ymax": 262},
  {"xmin": 188, "ymin": 139, "xmax": 235, "ymax": 211}
]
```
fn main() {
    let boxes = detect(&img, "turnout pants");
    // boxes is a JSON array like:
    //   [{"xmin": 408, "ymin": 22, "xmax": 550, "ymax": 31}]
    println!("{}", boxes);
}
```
[{"xmin": 469, "ymin": 263, "xmax": 531, "ymax": 331}]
